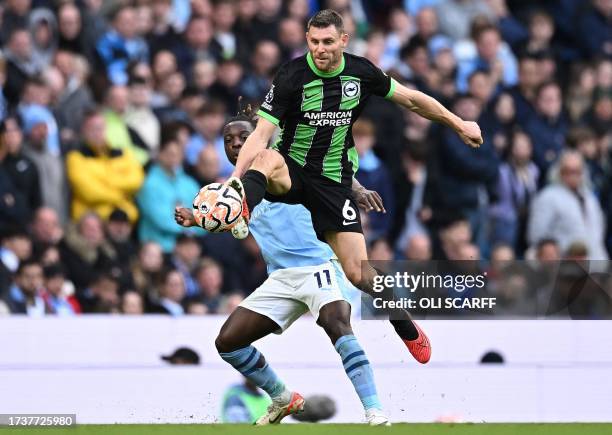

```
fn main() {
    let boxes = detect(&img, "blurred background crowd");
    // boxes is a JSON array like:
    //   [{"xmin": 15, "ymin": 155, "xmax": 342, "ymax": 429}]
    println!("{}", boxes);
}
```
[{"xmin": 0, "ymin": 0, "xmax": 610, "ymax": 316}]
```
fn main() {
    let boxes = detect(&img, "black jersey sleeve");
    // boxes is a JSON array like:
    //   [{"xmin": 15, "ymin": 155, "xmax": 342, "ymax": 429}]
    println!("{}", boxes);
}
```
[
  {"xmin": 360, "ymin": 58, "xmax": 396, "ymax": 99},
  {"xmin": 257, "ymin": 63, "xmax": 292, "ymax": 126}
]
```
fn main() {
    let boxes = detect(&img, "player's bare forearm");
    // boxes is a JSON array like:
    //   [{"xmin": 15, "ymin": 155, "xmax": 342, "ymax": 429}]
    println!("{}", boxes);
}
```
[
  {"xmin": 352, "ymin": 177, "xmax": 386, "ymax": 213},
  {"xmin": 231, "ymin": 117, "xmax": 277, "ymax": 178},
  {"xmin": 390, "ymin": 83, "xmax": 483, "ymax": 148}
]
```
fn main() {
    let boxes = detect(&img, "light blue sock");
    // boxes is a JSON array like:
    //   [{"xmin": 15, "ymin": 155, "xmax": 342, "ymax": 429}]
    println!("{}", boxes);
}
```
[
  {"xmin": 219, "ymin": 346, "xmax": 286, "ymax": 399},
  {"xmin": 335, "ymin": 335, "xmax": 382, "ymax": 411}
]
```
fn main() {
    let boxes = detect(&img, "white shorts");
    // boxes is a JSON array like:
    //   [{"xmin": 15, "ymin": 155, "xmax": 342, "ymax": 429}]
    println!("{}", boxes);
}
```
[{"xmin": 239, "ymin": 260, "xmax": 355, "ymax": 333}]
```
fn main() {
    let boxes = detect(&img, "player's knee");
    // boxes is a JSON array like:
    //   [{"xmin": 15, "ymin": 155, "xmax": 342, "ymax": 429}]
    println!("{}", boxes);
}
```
[
  {"xmin": 318, "ymin": 304, "xmax": 353, "ymax": 341},
  {"xmin": 215, "ymin": 330, "xmax": 237, "ymax": 354}
]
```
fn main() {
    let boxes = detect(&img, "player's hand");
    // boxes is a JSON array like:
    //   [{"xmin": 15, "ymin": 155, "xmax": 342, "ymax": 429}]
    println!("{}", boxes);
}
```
[
  {"xmin": 354, "ymin": 188, "xmax": 386, "ymax": 213},
  {"xmin": 175, "ymin": 207, "xmax": 197, "ymax": 227},
  {"xmin": 457, "ymin": 121, "xmax": 483, "ymax": 148}
]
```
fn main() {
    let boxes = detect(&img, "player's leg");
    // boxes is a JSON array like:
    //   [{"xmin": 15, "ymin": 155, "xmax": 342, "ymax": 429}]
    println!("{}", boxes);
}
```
[
  {"xmin": 215, "ymin": 307, "xmax": 296, "ymax": 411},
  {"xmin": 235, "ymin": 149, "xmax": 293, "ymax": 213},
  {"xmin": 325, "ymin": 231, "xmax": 431, "ymax": 364},
  {"xmin": 317, "ymin": 301, "xmax": 388, "ymax": 425}
]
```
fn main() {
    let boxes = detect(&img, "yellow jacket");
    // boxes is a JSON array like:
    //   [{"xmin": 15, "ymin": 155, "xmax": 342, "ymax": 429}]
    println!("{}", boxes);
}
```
[{"xmin": 66, "ymin": 144, "xmax": 144, "ymax": 223}]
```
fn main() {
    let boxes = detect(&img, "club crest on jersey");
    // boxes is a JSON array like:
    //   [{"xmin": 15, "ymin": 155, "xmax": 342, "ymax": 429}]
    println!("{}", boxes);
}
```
[{"xmin": 342, "ymin": 80, "xmax": 360, "ymax": 98}]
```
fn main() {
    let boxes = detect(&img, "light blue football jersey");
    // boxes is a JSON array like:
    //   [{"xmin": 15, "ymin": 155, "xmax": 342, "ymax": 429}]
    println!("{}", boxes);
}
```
[{"xmin": 249, "ymin": 200, "xmax": 334, "ymax": 274}]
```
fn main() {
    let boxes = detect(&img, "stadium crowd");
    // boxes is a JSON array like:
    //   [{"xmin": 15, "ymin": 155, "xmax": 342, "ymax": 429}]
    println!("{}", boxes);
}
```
[{"xmin": 0, "ymin": 0, "xmax": 610, "ymax": 316}]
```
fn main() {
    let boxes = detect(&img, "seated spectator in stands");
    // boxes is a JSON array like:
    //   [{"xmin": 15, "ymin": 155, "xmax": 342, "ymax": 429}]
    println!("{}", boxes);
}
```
[
  {"xmin": 148, "ymin": 268, "xmax": 186, "ymax": 316},
  {"xmin": 353, "ymin": 119, "xmax": 394, "ymax": 239},
  {"xmin": 66, "ymin": 109, "xmax": 144, "ymax": 223},
  {"xmin": 41, "ymin": 264, "xmax": 79, "ymax": 315},
  {"xmin": 434, "ymin": 0, "xmax": 494, "ymax": 41},
  {"xmin": 137, "ymin": 136, "xmax": 199, "ymax": 253},
  {"xmin": 402, "ymin": 233, "xmax": 432, "ymax": 261},
  {"xmin": 523, "ymin": 81, "xmax": 568, "ymax": 176},
  {"xmin": 18, "ymin": 77, "xmax": 61, "ymax": 156},
  {"xmin": 398, "ymin": 36, "xmax": 436, "ymax": 93},
  {"xmin": 79, "ymin": 271, "xmax": 120, "ymax": 313},
  {"xmin": 191, "ymin": 257, "xmax": 224, "ymax": 313},
  {"xmin": 435, "ymin": 215, "xmax": 472, "ymax": 260},
  {"xmin": 221, "ymin": 378, "xmax": 271, "ymax": 423},
  {"xmin": 219, "ymin": 291, "xmax": 245, "ymax": 315},
  {"xmin": 120, "ymin": 290, "xmax": 144, "ymax": 315},
  {"xmin": 124, "ymin": 76, "xmax": 160, "ymax": 157},
  {"xmin": 239, "ymin": 40, "xmax": 280, "ymax": 101},
  {"xmin": 103, "ymin": 85, "xmax": 149, "ymax": 165},
  {"xmin": 528, "ymin": 150, "xmax": 608, "ymax": 259},
  {"xmin": 508, "ymin": 55, "xmax": 541, "ymax": 126},
  {"xmin": 368, "ymin": 237, "xmax": 394, "ymax": 261},
  {"xmin": 5, "ymin": 259, "xmax": 46, "ymax": 315},
  {"xmin": 456, "ymin": 23, "xmax": 518, "ymax": 93},
  {"xmin": 577, "ymin": 0, "xmax": 612, "ymax": 59},
  {"xmin": 20, "ymin": 109, "xmax": 68, "ymax": 222},
  {"xmin": 185, "ymin": 299, "xmax": 209, "ymax": 315},
  {"xmin": 52, "ymin": 50, "xmax": 95, "ymax": 149},
  {"xmin": 431, "ymin": 94, "xmax": 499, "ymax": 256},
  {"xmin": 0, "ymin": 115, "xmax": 40, "ymax": 219},
  {"xmin": 489, "ymin": 130, "xmax": 539, "ymax": 255},
  {"xmin": 174, "ymin": 16, "xmax": 222, "ymax": 80},
  {"xmin": 96, "ymin": 4, "xmax": 148, "ymax": 86},
  {"xmin": 59, "ymin": 212, "xmax": 119, "ymax": 292},
  {"xmin": 0, "ymin": 227, "xmax": 32, "ymax": 275},
  {"xmin": 479, "ymin": 92, "xmax": 516, "ymax": 156},
  {"xmin": 57, "ymin": 3, "xmax": 90, "ymax": 59},
  {"xmin": 187, "ymin": 145, "xmax": 222, "ymax": 186},
  {"xmin": 468, "ymin": 70, "xmax": 495, "ymax": 106},
  {"xmin": 567, "ymin": 127, "xmax": 606, "ymax": 196},
  {"xmin": 28, "ymin": 8, "xmax": 58, "ymax": 71},
  {"xmin": 171, "ymin": 234, "xmax": 201, "ymax": 297},
  {"xmin": 131, "ymin": 241, "xmax": 165, "ymax": 301},
  {"xmin": 105, "ymin": 208, "xmax": 136, "ymax": 266},
  {"xmin": 4, "ymin": 28, "xmax": 40, "ymax": 106},
  {"xmin": 185, "ymin": 102, "xmax": 230, "ymax": 175},
  {"xmin": 30, "ymin": 206, "xmax": 63, "ymax": 255},
  {"xmin": 585, "ymin": 87, "xmax": 612, "ymax": 136},
  {"xmin": 208, "ymin": 59, "xmax": 244, "ymax": 114},
  {"xmin": 535, "ymin": 238, "xmax": 560, "ymax": 262}
]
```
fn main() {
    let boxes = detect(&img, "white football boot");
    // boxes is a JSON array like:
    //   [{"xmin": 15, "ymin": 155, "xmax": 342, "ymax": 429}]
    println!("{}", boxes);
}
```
[
  {"xmin": 366, "ymin": 408, "xmax": 391, "ymax": 426},
  {"xmin": 225, "ymin": 176, "xmax": 250, "ymax": 239},
  {"xmin": 255, "ymin": 391, "xmax": 305, "ymax": 425}
]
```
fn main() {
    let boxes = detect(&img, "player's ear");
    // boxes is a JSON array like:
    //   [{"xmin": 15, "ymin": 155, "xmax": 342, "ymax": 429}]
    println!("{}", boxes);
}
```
[{"xmin": 340, "ymin": 32, "xmax": 349, "ymax": 48}]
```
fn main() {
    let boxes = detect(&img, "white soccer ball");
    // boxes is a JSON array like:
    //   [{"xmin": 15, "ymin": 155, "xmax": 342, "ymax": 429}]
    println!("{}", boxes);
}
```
[{"xmin": 192, "ymin": 183, "xmax": 243, "ymax": 232}]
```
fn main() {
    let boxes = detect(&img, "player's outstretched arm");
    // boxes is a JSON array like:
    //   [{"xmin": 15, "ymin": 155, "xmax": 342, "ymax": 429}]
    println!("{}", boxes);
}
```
[
  {"xmin": 231, "ymin": 117, "xmax": 278, "ymax": 178},
  {"xmin": 352, "ymin": 177, "xmax": 386, "ymax": 213},
  {"xmin": 389, "ymin": 83, "xmax": 483, "ymax": 148},
  {"xmin": 174, "ymin": 207, "xmax": 197, "ymax": 228}
]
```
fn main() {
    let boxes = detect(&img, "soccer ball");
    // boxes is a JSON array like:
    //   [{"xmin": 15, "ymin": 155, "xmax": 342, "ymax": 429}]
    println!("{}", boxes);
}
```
[{"xmin": 192, "ymin": 183, "xmax": 243, "ymax": 232}]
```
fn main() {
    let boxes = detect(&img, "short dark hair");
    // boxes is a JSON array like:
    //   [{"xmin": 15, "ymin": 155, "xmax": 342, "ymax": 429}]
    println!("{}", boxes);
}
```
[{"xmin": 307, "ymin": 9, "xmax": 344, "ymax": 33}]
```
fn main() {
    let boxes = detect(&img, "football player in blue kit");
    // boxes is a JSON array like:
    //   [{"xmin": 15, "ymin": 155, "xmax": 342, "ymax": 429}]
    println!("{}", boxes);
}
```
[{"xmin": 175, "ymin": 104, "xmax": 430, "ymax": 425}]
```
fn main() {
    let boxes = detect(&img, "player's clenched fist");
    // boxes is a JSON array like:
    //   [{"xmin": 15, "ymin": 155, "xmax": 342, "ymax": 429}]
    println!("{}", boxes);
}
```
[{"xmin": 457, "ymin": 121, "xmax": 483, "ymax": 148}]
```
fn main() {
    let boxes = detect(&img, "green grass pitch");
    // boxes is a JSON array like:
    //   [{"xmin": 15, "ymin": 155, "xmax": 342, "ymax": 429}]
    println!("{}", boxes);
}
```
[{"xmin": 2, "ymin": 424, "xmax": 611, "ymax": 435}]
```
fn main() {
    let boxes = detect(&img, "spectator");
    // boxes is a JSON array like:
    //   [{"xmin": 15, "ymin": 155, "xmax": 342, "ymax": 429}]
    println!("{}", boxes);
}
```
[
  {"xmin": 121, "ymin": 290, "xmax": 144, "ymax": 315},
  {"xmin": 41, "ymin": 264, "xmax": 79, "ymax": 315},
  {"xmin": 185, "ymin": 102, "xmax": 230, "ymax": 174},
  {"xmin": 161, "ymin": 347, "xmax": 200, "ymax": 364},
  {"xmin": 415, "ymin": 7, "xmax": 440, "ymax": 42},
  {"xmin": 0, "ymin": 115, "xmax": 41, "ymax": 219},
  {"xmin": 30, "ymin": 206, "xmax": 63, "ymax": 248},
  {"xmin": 187, "ymin": 145, "xmax": 222, "ymax": 186},
  {"xmin": 79, "ymin": 271, "xmax": 121, "ymax": 313},
  {"xmin": 4, "ymin": 259, "xmax": 46, "ymax": 315},
  {"xmin": 480, "ymin": 92, "xmax": 516, "ymax": 156},
  {"xmin": 19, "ymin": 108, "xmax": 68, "ymax": 222},
  {"xmin": 174, "ymin": 16, "xmax": 222, "ymax": 79},
  {"xmin": 278, "ymin": 17, "xmax": 306, "ymax": 62},
  {"xmin": 103, "ymin": 85, "xmax": 149, "ymax": 166},
  {"xmin": 18, "ymin": 77, "xmax": 61, "ymax": 156},
  {"xmin": 402, "ymin": 233, "xmax": 432, "ymax": 261},
  {"xmin": 124, "ymin": 76, "xmax": 161, "ymax": 156},
  {"xmin": 66, "ymin": 110, "xmax": 144, "ymax": 223},
  {"xmin": 170, "ymin": 234, "xmax": 201, "ymax": 297},
  {"xmin": 4, "ymin": 28, "xmax": 39, "ymax": 107},
  {"xmin": 148, "ymin": 268, "xmax": 186, "ymax": 315},
  {"xmin": 456, "ymin": 23, "xmax": 518, "ymax": 93},
  {"xmin": 96, "ymin": 4, "xmax": 149, "ymax": 85},
  {"xmin": 489, "ymin": 130, "xmax": 539, "ymax": 254},
  {"xmin": 57, "ymin": 3, "xmax": 91, "ymax": 59},
  {"xmin": 192, "ymin": 257, "xmax": 224, "ymax": 313},
  {"xmin": 508, "ymin": 55, "xmax": 541, "ymax": 126},
  {"xmin": 431, "ymin": 94, "xmax": 499, "ymax": 255},
  {"xmin": 28, "ymin": 8, "xmax": 58, "ymax": 71},
  {"xmin": 0, "ymin": 227, "xmax": 32, "ymax": 280},
  {"xmin": 523, "ymin": 81, "xmax": 568, "ymax": 175},
  {"xmin": 434, "ymin": 0, "xmax": 494, "ymax": 41},
  {"xmin": 528, "ymin": 150, "xmax": 608, "ymax": 260},
  {"xmin": 136, "ymin": 136, "xmax": 199, "ymax": 253},
  {"xmin": 59, "ymin": 212, "xmax": 119, "ymax": 292},
  {"xmin": 353, "ymin": 119, "xmax": 394, "ymax": 239},
  {"xmin": 208, "ymin": 59, "xmax": 244, "ymax": 113},
  {"xmin": 130, "ymin": 241, "xmax": 164, "ymax": 300},
  {"xmin": 239, "ymin": 40, "xmax": 280, "ymax": 101},
  {"xmin": 219, "ymin": 291, "xmax": 245, "ymax": 314},
  {"xmin": 221, "ymin": 379, "xmax": 271, "ymax": 423},
  {"xmin": 577, "ymin": 0, "xmax": 612, "ymax": 59},
  {"xmin": 0, "ymin": 0, "xmax": 31, "ymax": 45}
]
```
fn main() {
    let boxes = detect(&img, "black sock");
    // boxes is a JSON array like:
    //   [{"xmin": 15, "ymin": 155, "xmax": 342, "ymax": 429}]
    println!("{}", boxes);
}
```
[
  {"xmin": 390, "ymin": 318, "xmax": 418, "ymax": 341},
  {"xmin": 242, "ymin": 169, "xmax": 267, "ymax": 212}
]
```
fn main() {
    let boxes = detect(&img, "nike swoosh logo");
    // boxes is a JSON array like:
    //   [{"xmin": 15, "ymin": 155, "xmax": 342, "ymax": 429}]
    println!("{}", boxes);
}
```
[
  {"xmin": 304, "ymin": 92, "xmax": 318, "ymax": 99},
  {"xmin": 343, "ymin": 220, "xmax": 357, "ymax": 226}
]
